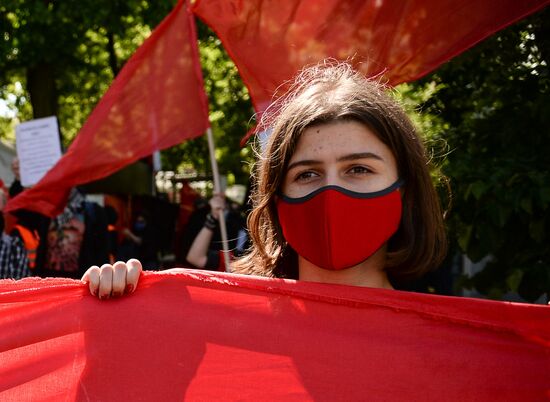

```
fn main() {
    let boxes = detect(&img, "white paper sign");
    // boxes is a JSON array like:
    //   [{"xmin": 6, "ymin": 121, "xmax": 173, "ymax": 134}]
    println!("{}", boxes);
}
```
[{"xmin": 15, "ymin": 116, "xmax": 62, "ymax": 187}]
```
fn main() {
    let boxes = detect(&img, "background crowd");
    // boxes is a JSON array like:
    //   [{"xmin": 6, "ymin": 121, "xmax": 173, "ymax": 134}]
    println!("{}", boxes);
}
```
[{"xmin": 0, "ymin": 158, "xmax": 248, "ymax": 281}]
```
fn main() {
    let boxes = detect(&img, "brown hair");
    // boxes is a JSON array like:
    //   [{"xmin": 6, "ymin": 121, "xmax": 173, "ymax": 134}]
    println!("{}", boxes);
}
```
[{"xmin": 233, "ymin": 61, "xmax": 447, "ymax": 282}]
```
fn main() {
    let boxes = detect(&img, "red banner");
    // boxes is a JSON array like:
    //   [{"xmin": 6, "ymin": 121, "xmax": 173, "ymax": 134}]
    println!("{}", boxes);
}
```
[
  {"xmin": 1, "ymin": 270, "xmax": 549, "ymax": 401},
  {"xmin": 6, "ymin": 0, "xmax": 209, "ymax": 217},
  {"xmin": 193, "ymin": 0, "xmax": 549, "ymax": 116}
]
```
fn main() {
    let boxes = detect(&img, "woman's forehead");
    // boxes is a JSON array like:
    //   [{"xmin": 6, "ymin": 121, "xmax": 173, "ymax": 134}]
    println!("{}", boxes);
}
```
[{"xmin": 290, "ymin": 120, "xmax": 392, "ymax": 161}]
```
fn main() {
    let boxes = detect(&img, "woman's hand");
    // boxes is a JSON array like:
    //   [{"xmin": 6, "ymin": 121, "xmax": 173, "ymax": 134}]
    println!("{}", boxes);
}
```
[
  {"xmin": 209, "ymin": 193, "xmax": 225, "ymax": 219},
  {"xmin": 81, "ymin": 259, "xmax": 142, "ymax": 299}
]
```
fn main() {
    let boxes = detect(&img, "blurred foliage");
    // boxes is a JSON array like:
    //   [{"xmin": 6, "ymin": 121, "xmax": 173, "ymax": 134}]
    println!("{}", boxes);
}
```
[
  {"xmin": 408, "ymin": 8, "xmax": 550, "ymax": 301},
  {"xmin": 0, "ymin": 0, "xmax": 176, "ymax": 143}
]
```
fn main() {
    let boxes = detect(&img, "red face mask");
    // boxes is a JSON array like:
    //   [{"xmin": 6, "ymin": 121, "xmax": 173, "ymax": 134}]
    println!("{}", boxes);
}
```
[{"xmin": 276, "ymin": 180, "xmax": 403, "ymax": 270}]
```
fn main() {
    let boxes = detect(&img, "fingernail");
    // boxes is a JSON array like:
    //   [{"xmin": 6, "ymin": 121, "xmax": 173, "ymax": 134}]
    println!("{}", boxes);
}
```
[{"xmin": 125, "ymin": 284, "xmax": 134, "ymax": 294}]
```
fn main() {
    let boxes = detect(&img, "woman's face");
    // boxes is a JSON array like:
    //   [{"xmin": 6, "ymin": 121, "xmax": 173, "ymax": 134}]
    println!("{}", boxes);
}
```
[{"xmin": 281, "ymin": 120, "xmax": 398, "ymax": 198}]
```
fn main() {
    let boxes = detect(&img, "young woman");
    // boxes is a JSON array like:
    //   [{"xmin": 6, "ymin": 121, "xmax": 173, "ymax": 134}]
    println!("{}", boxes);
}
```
[{"xmin": 82, "ymin": 62, "xmax": 447, "ymax": 298}]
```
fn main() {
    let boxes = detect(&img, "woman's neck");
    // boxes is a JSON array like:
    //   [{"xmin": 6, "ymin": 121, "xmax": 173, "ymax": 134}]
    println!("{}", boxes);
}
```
[{"xmin": 297, "ymin": 247, "xmax": 393, "ymax": 289}]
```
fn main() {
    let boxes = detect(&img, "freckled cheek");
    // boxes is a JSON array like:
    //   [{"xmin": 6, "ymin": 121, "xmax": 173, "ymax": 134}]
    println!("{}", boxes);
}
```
[
  {"xmin": 345, "ymin": 176, "xmax": 392, "ymax": 193},
  {"xmin": 280, "ymin": 177, "xmax": 292, "ymax": 195},
  {"xmin": 376, "ymin": 174, "xmax": 398, "ymax": 191}
]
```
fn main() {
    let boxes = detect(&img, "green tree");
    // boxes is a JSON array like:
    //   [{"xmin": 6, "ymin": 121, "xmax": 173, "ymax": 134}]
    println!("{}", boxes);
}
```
[
  {"xmin": 414, "ymin": 8, "xmax": 550, "ymax": 301},
  {"xmin": 0, "ymin": 0, "xmax": 176, "ymax": 144}
]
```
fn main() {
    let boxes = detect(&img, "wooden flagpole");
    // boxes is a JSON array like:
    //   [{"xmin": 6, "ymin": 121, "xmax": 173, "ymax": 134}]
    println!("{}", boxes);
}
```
[{"xmin": 206, "ymin": 127, "xmax": 231, "ymax": 272}]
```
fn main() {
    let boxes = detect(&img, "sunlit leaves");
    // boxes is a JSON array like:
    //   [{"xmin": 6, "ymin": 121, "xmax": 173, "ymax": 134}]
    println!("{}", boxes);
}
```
[{"xmin": 412, "ymin": 8, "xmax": 550, "ymax": 301}]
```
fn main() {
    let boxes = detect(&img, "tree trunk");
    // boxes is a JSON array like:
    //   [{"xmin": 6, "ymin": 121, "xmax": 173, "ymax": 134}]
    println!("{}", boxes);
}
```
[
  {"xmin": 26, "ymin": 62, "xmax": 57, "ymax": 119},
  {"xmin": 534, "ymin": 7, "xmax": 549, "ymax": 69},
  {"xmin": 107, "ymin": 30, "xmax": 120, "ymax": 77}
]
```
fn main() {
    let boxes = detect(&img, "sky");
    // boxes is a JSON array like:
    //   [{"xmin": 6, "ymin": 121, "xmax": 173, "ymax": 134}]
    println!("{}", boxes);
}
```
[{"xmin": 0, "ymin": 99, "xmax": 16, "ymax": 118}]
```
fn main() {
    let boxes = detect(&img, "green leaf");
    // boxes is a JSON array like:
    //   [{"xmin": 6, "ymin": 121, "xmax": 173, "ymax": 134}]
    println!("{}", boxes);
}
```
[
  {"xmin": 458, "ymin": 225, "xmax": 473, "ymax": 251},
  {"xmin": 470, "ymin": 181, "xmax": 486, "ymax": 200},
  {"xmin": 498, "ymin": 206, "xmax": 511, "ymax": 227},
  {"xmin": 506, "ymin": 269, "xmax": 524, "ymax": 293},
  {"xmin": 520, "ymin": 197, "xmax": 533, "ymax": 214},
  {"xmin": 529, "ymin": 221, "xmax": 544, "ymax": 242}
]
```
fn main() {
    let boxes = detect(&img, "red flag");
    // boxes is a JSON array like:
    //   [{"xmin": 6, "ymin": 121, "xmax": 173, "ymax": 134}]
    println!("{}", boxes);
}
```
[
  {"xmin": 1, "ymin": 270, "xmax": 549, "ymax": 401},
  {"xmin": 6, "ymin": 0, "xmax": 209, "ymax": 217},
  {"xmin": 193, "ymin": 0, "xmax": 549, "ymax": 116}
]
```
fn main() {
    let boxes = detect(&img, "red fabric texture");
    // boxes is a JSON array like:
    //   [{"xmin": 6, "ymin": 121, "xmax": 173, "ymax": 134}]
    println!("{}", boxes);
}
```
[
  {"xmin": 5, "ymin": 0, "xmax": 209, "ymax": 218},
  {"xmin": 192, "ymin": 0, "xmax": 549, "ymax": 118},
  {"xmin": 277, "ymin": 187, "xmax": 402, "ymax": 270},
  {"xmin": 1, "ymin": 270, "xmax": 549, "ymax": 401}
]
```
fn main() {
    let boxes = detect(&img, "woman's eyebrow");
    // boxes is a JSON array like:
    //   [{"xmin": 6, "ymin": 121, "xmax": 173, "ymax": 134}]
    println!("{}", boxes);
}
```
[
  {"xmin": 286, "ymin": 159, "xmax": 320, "ymax": 171},
  {"xmin": 287, "ymin": 152, "xmax": 383, "ymax": 171},
  {"xmin": 337, "ymin": 152, "xmax": 384, "ymax": 162}
]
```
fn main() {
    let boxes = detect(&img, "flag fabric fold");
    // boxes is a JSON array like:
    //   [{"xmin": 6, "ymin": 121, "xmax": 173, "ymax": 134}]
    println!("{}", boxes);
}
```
[
  {"xmin": 1, "ymin": 270, "xmax": 549, "ymax": 401},
  {"xmin": 193, "ymin": 0, "xmax": 550, "ymax": 117},
  {"xmin": 6, "ymin": 0, "xmax": 209, "ymax": 217}
]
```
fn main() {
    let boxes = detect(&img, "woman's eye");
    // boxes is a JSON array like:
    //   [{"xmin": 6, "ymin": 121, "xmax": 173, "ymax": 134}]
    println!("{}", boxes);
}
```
[
  {"xmin": 295, "ymin": 171, "xmax": 318, "ymax": 181},
  {"xmin": 348, "ymin": 166, "xmax": 371, "ymax": 175}
]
